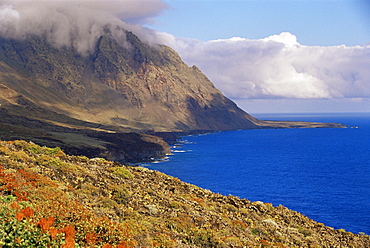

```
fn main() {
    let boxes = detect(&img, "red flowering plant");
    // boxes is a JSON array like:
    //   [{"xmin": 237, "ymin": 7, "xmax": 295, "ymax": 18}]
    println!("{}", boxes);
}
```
[{"xmin": 2, "ymin": 140, "xmax": 130, "ymax": 246}]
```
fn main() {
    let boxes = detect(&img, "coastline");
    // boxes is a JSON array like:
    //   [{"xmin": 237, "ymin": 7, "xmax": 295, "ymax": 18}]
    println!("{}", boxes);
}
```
[
  {"xmin": 1, "ymin": 139, "xmax": 369, "ymax": 246},
  {"xmin": 145, "ymin": 113, "xmax": 370, "ymax": 235}
]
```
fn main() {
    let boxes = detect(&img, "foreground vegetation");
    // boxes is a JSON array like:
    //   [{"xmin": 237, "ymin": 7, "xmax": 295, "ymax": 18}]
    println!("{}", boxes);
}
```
[{"xmin": 0, "ymin": 140, "xmax": 369, "ymax": 247}]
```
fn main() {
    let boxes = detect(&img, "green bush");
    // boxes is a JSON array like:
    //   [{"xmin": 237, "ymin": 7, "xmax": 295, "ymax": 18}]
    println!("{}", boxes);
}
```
[
  {"xmin": 111, "ymin": 185, "xmax": 131, "ymax": 204},
  {"xmin": 0, "ymin": 197, "xmax": 52, "ymax": 247},
  {"xmin": 110, "ymin": 167, "xmax": 134, "ymax": 179}
]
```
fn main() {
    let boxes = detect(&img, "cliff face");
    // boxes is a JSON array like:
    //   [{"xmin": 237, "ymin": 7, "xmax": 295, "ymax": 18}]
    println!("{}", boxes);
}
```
[
  {"xmin": 0, "ymin": 31, "xmax": 262, "ymax": 161},
  {"xmin": 0, "ymin": 33, "xmax": 259, "ymax": 132}
]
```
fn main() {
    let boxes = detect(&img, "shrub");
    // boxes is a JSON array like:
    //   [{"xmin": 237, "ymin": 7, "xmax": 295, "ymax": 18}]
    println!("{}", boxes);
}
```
[
  {"xmin": 297, "ymin": 227, "xmax": 312, "ymax": 237},
  {"xmin": 0, "ymin": 146, "xmax": 10, "ymax": 155},
  {"xmin": 111, "ymin": 185, "xmax": 131, "ymax": 204},
  {"xmin": 185, "ymin": 229, "xmax": 219, "ymax": 247},
  {"xmin": 110, "ymin": 167, "xmax": 134, "ymax": 179},
  {"xmin": 43, "ymin": 147, "xmax": 64, "ymax": 156},
  {"xmin": 222, "ymin": 236, "xmax": 242, "ymax": 246},
  {"xmin": 169, "ymin": 200, "xmax": 183, "ymax": 209},
  {"xmin": 12, "ymin": 140, "xmax": 31, "ymax": 150},
  {"xmin": 152, "ymin": 233, "xmax": 176, "ymax": 247},
  {"xmin": 0, "ymin": 197, "xmax": 51, "ymax": 247}
]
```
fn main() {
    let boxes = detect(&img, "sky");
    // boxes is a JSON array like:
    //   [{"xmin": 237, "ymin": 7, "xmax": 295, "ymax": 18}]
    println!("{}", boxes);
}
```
[
  {"xmin": 0, "ymin": 0, "xmax": 369, "ymax": 113},
  {"xmin": 149, "ymin": 0, "xmax": 370, "ymax": 47},
  {"xmin": 145, "ymin": 0, "xmax": 370, "ymax": 113}
]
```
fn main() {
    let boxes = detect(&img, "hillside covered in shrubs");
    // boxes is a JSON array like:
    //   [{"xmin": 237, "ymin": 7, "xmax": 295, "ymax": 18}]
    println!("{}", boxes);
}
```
[{"xmin": 0, "ymin": 140, "xmax": 369, "ymax": 247}]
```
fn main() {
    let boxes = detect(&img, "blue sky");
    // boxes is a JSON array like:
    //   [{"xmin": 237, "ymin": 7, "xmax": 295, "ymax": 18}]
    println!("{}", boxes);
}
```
[
  {"xmin": 1, "ymin": 0, "xmax": 369, "ymax": 113},
  {"xmin": 144, "ymin": 0, "xmax": 370, "ymax": 113},
  {"xmin": 149, "ymin": 0, "xmax": 370, "ymax": 47}
]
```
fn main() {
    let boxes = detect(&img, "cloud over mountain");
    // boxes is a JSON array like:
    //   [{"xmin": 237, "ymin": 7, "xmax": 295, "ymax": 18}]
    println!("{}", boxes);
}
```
[
  {"xmin": 0, "ymin": 0, "xmax": 167, "ymax": 54},
  {"xmin": 1, "ymin": 0, "xmax": 368, "ymax": 105},
  {"xmin": 162, "ymin": 32, "xmax": 370, "ymax": 101}
]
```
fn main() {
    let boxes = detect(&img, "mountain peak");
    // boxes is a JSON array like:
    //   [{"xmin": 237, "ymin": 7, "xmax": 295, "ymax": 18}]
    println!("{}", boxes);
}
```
[{"xmin": 0, "ymin": 32, "xmax": 259, "ymax": 132}]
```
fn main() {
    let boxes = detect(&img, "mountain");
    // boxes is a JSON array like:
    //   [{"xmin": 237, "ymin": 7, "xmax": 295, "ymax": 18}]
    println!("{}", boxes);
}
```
[
  {"xmin": 0, "ymin": 32, "xmax": 260, "ymax": 131},
  {"xmin": 1, "ymin": 140, "xmax": 369, "ymax": 247},
  {"xmin": 0, "ymin": 31, "xmax": 344, "ymax": 162}
]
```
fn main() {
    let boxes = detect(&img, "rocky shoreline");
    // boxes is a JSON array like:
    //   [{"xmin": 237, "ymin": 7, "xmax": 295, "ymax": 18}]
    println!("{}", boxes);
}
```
[{"xmin": 0, "ymin": 106, "xmax": 345, "ymax": 164}]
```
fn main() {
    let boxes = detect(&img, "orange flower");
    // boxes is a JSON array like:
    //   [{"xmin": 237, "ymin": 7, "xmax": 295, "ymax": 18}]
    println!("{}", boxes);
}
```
[
  {"xmin": 61, "ymin": 225, "xmax": 75, "ymax": 239},
  {"xmin": 61, "ymin": 238, "xmax": 75, "ymax": 248},
  {"xmin": 116, "ymin": 243, "xmax": 130, "ymax": 248},
  {"xmin": 15, "ymin": 212, "xmax": 25, "ymax": 221},
  {"xmin": 21, "ymin": 206, "xmax": 34, "ymax": 218},
  {"xmin": 49, "ymin": 227, "xmax": 59, "ymax": 240},
  {"xmin": 15, "ymin": 206, "xmax": 34, "ymax": 221},
  {"xmin": 102, "ymin": 245, "xmax": 114, "ymax": 248},
  {"xmin": 85, "ymin": 232, "xmax": 98, "ymax": 245},
  {"xmin": 38, "ymin": 217, "xmax": 55, "ymax": 232},
  {"xmin": 10, "ymin": 201, "xmax": 20, "ymax": 210}
]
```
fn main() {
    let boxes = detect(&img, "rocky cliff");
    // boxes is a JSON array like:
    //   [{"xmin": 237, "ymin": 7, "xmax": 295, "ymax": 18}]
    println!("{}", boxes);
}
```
[
  {"xmin": 0, "ymin": 32, "xmax": 344, "ymax": 162},
  {"xmin": 0, "ymin": 33, "xmax": 260, "ymax": 132}
]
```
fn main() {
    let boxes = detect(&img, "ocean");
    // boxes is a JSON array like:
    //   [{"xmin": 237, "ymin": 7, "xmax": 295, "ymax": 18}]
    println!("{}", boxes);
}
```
[{"xmin": 142, "ymin": 113, "xmax": 370, "ymax": 235}]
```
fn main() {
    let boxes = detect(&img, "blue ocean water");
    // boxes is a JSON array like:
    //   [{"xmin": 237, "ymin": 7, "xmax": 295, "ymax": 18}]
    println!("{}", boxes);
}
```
[{"xmin": 143, "ymin": 113, "xmax": 370, "ymax": 235}]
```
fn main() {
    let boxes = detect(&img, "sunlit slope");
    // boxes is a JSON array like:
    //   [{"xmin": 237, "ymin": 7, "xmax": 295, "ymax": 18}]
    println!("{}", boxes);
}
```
[{"xmin": 1, "ymin": 140, "xmax": 368, "ymax": 247}]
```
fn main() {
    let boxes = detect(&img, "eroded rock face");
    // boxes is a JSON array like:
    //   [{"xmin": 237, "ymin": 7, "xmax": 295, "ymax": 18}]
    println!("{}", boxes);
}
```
[
  {"xmin": 0, "ymin": 31, "xmax": 261, "ymax": 162},
  {"xmin": 0, "ymin": 31, "xmax": 344, "ymax": 162},
  {"xmin": 0, "ymin": 32, "xmax": 259, "ymax": 132},
  {"xmin": 91, "ymin": 33, "xmax": 260, "ymax": 131}
]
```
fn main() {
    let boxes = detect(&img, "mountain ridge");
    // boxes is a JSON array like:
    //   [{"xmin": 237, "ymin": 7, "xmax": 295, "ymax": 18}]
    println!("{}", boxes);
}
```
[
  {"xmin": 0, "ymin": 33, "xmax": 260, "ymax": 131},
  {"xmin": 0, "ymin": 32, "xmax": 344, "ymax": 162}
]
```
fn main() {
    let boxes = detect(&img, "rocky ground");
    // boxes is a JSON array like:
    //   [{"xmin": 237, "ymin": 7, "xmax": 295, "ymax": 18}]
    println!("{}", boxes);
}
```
[{"xmin": 0, "ymin": 140, "xmax": 368, "ymax": 247}]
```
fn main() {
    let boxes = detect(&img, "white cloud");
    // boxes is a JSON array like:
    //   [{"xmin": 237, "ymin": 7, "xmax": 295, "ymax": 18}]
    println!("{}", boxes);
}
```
[
  {"xmin": 162, "ymin": 32, "xmax": 370, "ymax": 101},
  {"xmin": 0, "ymin": 0, "xmax": 167, "ymax": 55},
  {"xmin": 1, "ymin": 1, "xmax": 369, "ymax": 106}
]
